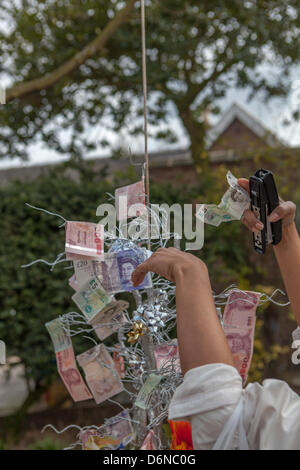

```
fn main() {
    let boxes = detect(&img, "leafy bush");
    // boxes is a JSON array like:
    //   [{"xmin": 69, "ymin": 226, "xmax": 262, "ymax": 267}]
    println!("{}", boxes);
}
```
[{"xmin": 27, "ymin": 437, "xmax": 64, "ymax": 450}]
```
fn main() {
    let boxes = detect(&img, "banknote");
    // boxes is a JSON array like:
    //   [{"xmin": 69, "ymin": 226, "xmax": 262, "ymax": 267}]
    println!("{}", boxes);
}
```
[
  {"xmin": 115, "ymin": 178, "xmax": 146, "ymax": 221},
  {"xmin": 73, "ymin": 259, "xmax": 92, "ymax": 286},
  {"xmin": 223, "ymin": 290, "xmax": 260, "ymax": 328},
  {"xmin": 196, "ymin": 171, "xmax": 250, "ymax": 227},
  {"xmin": 196, "ymin": 204, "xmax": 236, "ymax": 227},
  {"xmin": 80, "ymin": 429, "xmax": 98, "ymax": 450},
  {"xmin": 141, "ymin": 430, "xmax": 156, "ymax": 450},
  {"xmin": 77, "ymin": 344, "xmax": 124, "ymax": 404},
  {"xmin": 68, "ymin": 274, "xmax": 79, "ymax": 292},
  {"xmin": 153, "ymin": 339, "xmax": 181, "ymax": 373},
  {"xmin": 86, "ymin": 248, "xmax": 152, "ymax": 294},
  {"xmin": 46, "ymin": 318, "xmax": 92, "ymax": 401},
  {"xmin": 104, "ymin": 409, "xmax": 134, "ymax": 446},
  {"xmin": 80, "ymin": 409, "xmax": 133, "ymax": 450},
  {"xmin": 89, "ymin": 300, "xmax": 128, "ymax": 341},
  {"xmin": 223, "ymin": 290, "xmax": 260, "ymax": 383},
  {"xmin": 65, "ymin": 221, "xmax": 104, "ymax": 259},
  {"xmin": 66, "ymin": 252, "xmax": 98, "ymax": 261},
  {"xmin": 56, "ymin": 347, "xmax": 92, "ymax": 402},
  {"xmin": 112, "ymin": 345, "xmax": 125, "ymax": 379},
  {"xmin": 73, "ymin": 256, "xmax": 119, "ymax": 292},
  {"xmin": 223, "ymin": 326, "xmax": 256, "ymax": 384},
  {"xmin": 80, "ymin": 430, "xmax": 121, "ymax": 450},
  {"xmin": 224, "ymin": 170, "xmax": 250, "ymax": 215},
  {"xmin": 72, "ymin": 256, "xmax": 130, "ymax": 291},
  {"xmin": 45, "ymin": 317, "xmax": 72, "ymax": 353},
  {"xmin": 135, "ymin": 374, "xmax": 163, "ymax": 410},
  {"xmin": 73, "ymin": 259, "xmax": 98, "ymax": 288},
  {"xmin": 72, "ymin": 276, "xmax": 113, "ymax": 321},
  {"xmin": 74, "ymin": 253, "xmax": 121, "ymax": 293}
]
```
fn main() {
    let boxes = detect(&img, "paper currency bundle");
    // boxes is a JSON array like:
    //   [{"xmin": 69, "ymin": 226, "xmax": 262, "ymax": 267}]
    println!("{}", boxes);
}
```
[
  {"xmin": 65, "ymin": 221, "xmax": 104, "ymax": 260},
  {"xmin": 45, "ymin": 318, "xmax": 92, "ymax": 402},
  {"xmin": 35, "ymin": 175, "xmax": 262, "ymax": 450},
  {"xmin": 77, "ymin": 344, "xmax": 124, "ymax": 405},
  {"xmin": 44, "ymin": 178, "xmax": 175, "ymax": 450},
  {"xmin": 196, "ymin": 171, "xmax": 250, "ymax": 227},
  {"xmin": 222, "ymin": 290, "xmax": 260, "ymax": 384},
  {"xmin": 79, "ymin": 409, "xmax": 134, "ymax": 450}
]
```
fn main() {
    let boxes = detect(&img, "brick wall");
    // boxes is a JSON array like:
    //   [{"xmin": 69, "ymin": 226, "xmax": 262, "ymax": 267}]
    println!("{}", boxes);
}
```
[{"xmin": 210, "ymin": 118, "xmax": 268, "ymax": 152}]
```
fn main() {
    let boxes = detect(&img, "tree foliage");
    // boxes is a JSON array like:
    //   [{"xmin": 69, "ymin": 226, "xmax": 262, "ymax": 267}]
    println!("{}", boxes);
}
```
[{"xmin": 1, "ymin": 1, "xmax": 300, "ymax": 166}]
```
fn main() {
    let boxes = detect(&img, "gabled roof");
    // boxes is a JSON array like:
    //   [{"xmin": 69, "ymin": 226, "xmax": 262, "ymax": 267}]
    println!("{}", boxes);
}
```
[
  {"xmin": 206, "ymin": 102, "xmax": 286, "ymax": 149},
  {"xmin": 0, "ymin": 102, "xmax": 289, "ymax": 184}
]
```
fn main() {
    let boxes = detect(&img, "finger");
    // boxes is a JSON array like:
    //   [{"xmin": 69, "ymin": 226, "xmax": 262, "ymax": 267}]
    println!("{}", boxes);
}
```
[
  {"xmin": 238, "ymin": 178, "xmax": 250, "ymax": 194},
  {"xmin": 131, "ymin": 260, "xmax": 151, "ymax": 287},
  {"xmin": 131, "ymin": 252, "xmax": 162, "ymax": 286},
  {"xmin": 241, "ymin": 215, "xmax": 254, "ymax": 232},
  {"xmin": 242, "ymin": 209, "xmax": 264, "ymax": 232},
  {"xmin": 269, "ymin": 201, "xmax": 296, "ymax": 222},
  {"xmin": 242, "ymin": 218, "xmax": 261, "ymax": 234}
]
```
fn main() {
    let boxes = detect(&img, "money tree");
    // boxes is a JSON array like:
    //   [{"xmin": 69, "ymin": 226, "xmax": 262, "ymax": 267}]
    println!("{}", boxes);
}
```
[{"xmin": 21, "ymin": 172, "xmax": 284, "ymax": 450}]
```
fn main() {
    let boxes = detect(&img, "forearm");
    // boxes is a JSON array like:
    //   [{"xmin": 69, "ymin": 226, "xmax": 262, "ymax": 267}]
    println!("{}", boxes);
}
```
[
  {"xmin": 273, "ymin": 222, "xmax": 300, "ymax": 326},
  {"xmin": 175, "ymin": 264, "xmax": 234, "ymax": 376}
]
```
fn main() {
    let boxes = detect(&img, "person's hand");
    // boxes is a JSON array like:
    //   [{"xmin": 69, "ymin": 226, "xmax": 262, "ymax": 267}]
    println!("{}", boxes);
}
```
[
  {"xmin": 238, "ymin": 178, "xmax": 296, "ymax": 233},
  {"xmin": 131, "ymin": 247, "xmax": 208, "ymax": 287}
]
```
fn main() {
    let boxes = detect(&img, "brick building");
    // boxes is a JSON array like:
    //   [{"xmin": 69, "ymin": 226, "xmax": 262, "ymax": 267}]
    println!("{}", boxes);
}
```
[{"xmin": 0, "ymin": 102, "xmax": 287, "ymax": 186}]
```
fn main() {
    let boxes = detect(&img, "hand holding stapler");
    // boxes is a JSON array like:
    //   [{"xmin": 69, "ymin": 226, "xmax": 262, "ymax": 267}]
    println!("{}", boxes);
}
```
[{"xmin": 249, "ymin": 169, "xmax": 282, "ymax": 254}]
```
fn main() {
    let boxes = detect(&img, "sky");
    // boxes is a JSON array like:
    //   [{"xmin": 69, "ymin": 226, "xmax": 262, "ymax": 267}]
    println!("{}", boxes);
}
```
[{"xmin": 1, "ymin": 77, "xmax": 299, "ymax": 170}]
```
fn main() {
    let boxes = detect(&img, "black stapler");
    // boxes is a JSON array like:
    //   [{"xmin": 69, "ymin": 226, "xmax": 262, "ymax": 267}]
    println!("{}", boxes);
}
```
[{"xmin": 249, "ymin": 169, "xmax": 282, "ymax": 254}]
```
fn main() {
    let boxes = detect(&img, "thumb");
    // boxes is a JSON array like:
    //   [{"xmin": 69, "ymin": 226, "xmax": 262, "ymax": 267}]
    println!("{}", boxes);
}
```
[{"xmin": 238, "ymin": 178, "xmax": 250, "ymax": 194}]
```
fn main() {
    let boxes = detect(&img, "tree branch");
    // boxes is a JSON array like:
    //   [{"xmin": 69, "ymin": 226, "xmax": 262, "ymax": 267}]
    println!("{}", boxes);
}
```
[{"xmin": 6, "ymin": 0, "xmax": 136, "ymax": 102}]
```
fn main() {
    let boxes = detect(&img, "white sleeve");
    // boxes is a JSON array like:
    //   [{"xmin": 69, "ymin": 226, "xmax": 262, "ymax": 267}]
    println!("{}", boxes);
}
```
[
  {"xmin": 168, "ymin": 363, "xmax": 300, "ymax": 450},
  {"xmin": 244, "ymin": 378, "xmax": 300, "ymax": 449},
  {"xmin": 168, "ymin": 363, "xmax": 243, "ymax": 449}
]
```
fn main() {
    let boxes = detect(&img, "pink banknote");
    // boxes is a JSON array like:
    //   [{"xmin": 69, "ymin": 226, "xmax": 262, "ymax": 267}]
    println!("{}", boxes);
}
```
[
  {"xmin": 154, "ymin": 339, "xmax": 181, "ymax": 373},
  {"xmin": 141, "ymin": 430, "xmax": 156, "ymax": 450},
  {"xmin": 79, "ymin": 409, "xmax": 133, "ymax": 450},
  {"xmin": 56, "ymin": 347, "xmax": 92, "ymax": 402},
  {"xmin": 115, "ymin": 179, "xmax": 146, "ymax": 221},
  {"xmin": 65, "ymin": 221, "xmax": 104, "ymax": 259},
  {"xmin": 223, "ymin": 290, "xmax": 260, "ymax": 383},
  {"xmin": 77, "ymin": 344, "xmax": 124, "ymax": 404},
  {"xmin": 66, "ymin": 252, "xmax": 100, "ymax": 261},
  {"xmin": 223, "ymin": 290, "xmax": 260, "ymax": 328},
  {"xmin": 113, "ymin": 346, "xmax": 125, "ymax": 379}
]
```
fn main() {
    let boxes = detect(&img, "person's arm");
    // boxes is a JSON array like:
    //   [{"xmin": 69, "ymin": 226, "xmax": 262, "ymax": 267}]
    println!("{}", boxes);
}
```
[
  {"xmin": 273, "ymin": 222, "xmax": 300, "ymax": 325},
  {"xmin": 238, "ymin": 178, "xmax": 300, "ymax": 326},
  {"xmin": 131, "ymin": 248, "xmax": 234, "ymax": 375}
]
